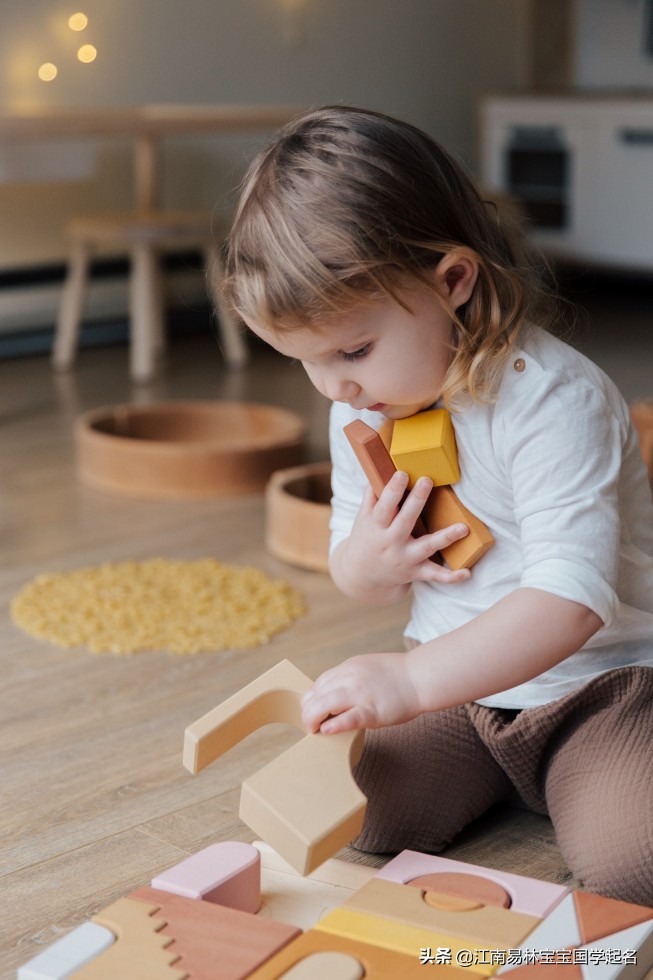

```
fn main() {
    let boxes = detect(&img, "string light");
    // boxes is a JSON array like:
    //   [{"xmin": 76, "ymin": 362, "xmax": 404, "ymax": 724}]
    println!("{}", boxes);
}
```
[
  {"xmin": 68, "ymin": 12, "xmax": 88, "ymax": 31},
  {"xmin": 77, "ymin": 44, "xmax": 97, "ymax": 63},
  {"xmin": 37, "ymin": 62, "xmax": 58, "ymax": 82}
]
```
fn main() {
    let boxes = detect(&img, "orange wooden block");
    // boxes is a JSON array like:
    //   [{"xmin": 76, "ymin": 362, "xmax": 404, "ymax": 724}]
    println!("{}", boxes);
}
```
[
  {"xmin": 422, "ymin": 484, "xmax": 494, "ymax": 569},
  {"xmin": 409, "ymin": 872, "xmax": 511, "ymax": 910},
  {"xmin": 343, "ymin": 420, "xmax": 398, "ymax": 499},
  {"xmin": 343, "ymin": 419, "xmax": 427, "ymax": 535},
  {"xmin": 247, "ymin": 926, "xmax": 476, "ymax": 979},
  {"xmin": 129, "ymin": 885, "xmax": 300, "ymax": 980},
  {"xmin": 573, "ymin": 889, "xmax": 653, "ymax": 946}
]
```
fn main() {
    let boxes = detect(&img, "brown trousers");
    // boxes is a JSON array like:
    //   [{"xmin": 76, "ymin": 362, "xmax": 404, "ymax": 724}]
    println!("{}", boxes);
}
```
[{"xmin": 352, "ymin": 665, "xmax": 653, "ymax": 905}]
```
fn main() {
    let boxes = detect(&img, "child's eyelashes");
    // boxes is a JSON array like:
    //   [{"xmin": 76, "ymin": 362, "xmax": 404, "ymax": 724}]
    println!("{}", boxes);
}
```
[{"xmin": 340, "ymin": 343, "xmax": 372, "ymax": 362}]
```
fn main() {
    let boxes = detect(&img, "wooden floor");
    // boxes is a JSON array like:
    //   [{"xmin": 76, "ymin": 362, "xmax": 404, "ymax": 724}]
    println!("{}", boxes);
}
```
[{"xmin": 2, "ymin": 278, "xmax": 649, "ymax": 975}]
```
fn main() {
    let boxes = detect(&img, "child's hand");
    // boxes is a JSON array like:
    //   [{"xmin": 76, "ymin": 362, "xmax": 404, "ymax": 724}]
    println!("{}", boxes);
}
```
[
  {"xmin": 344, "ymin": 471, "xmax": 471, "ymax": 590},
  {"xmin": 301, "ymin": 652, "xmax": 421, "ymax": 734}
]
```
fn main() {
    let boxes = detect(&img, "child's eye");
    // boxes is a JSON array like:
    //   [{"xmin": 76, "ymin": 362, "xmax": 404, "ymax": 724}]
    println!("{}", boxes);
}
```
[{"xmin": 340, "ymin": 344, "xmax": 372, "ymax": 362}]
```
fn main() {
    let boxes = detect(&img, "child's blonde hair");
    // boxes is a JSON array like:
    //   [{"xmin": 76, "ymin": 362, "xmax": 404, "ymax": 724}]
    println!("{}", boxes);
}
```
[{"xmin": 222, "ymin": 105, "xmax": 559, "ymax": 402}]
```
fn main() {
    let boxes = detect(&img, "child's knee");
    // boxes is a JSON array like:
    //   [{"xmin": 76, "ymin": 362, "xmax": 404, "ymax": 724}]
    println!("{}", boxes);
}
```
[
  {"xmin": 562, "ymin": 820, "xmax": 653, "ymax": 906},
  {"xmin": 351, "ymin": 714, "xmax": 509, "ymax": 855}
]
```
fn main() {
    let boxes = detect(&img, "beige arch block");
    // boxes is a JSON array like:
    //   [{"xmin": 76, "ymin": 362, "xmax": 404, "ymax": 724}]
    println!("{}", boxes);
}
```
[{"xmin": 183, "ymin": 660, "xmax": 366, "ymax": 876}]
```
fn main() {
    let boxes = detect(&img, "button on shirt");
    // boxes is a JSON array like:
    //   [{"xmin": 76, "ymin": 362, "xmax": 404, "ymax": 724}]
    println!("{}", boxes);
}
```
[{"xmin": 329, "ymin": 326, "xmax": 653, "ymax": 708}]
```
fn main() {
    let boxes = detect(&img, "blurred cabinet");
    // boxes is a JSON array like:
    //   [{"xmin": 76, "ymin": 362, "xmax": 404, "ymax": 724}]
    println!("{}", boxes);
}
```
[{"xmin": 479, "ymin": 95, "xmax": 653, "ymax": 271}]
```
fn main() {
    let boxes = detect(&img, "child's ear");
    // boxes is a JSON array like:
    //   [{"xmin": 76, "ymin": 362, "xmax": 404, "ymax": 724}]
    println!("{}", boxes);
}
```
[{"xmin": 433, "ymin": 249, "xmax": 479, "ymax": 310}]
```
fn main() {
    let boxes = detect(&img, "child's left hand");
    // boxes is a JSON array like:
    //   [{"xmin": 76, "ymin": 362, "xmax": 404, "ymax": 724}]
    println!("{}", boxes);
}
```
[{"xmin": 301, "ymin": 652, "xmax": 420, "ymax": 734}]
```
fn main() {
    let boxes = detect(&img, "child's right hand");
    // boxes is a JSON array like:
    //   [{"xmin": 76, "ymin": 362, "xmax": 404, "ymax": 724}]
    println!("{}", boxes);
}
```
[{"xmin": 334, "ymin": 471, "xmax": 471, "ymax": 597}]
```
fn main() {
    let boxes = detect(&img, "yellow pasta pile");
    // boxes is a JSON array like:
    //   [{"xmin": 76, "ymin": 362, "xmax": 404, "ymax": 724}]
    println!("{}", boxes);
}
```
[{"xmin": 11, "ymin": 557, "xmax": 305, "ymax": 655}]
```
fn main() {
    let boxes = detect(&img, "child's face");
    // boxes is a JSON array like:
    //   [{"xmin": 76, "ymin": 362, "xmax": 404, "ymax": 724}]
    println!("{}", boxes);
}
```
[{"xmin": 247, "ymin": 277, "xmax": 454, "ymax": 420}]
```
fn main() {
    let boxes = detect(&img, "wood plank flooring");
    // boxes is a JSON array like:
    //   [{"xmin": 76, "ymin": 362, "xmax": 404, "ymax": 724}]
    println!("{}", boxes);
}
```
[{"xmin": 3, "ymin": 290, "xmax": 643, "ymax": 977}]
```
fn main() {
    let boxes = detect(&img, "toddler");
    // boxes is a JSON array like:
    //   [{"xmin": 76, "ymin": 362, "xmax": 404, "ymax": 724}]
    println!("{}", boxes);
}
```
[{"xmin": 222, "ymin": 106, "xmax": 653, "ymax": 903}]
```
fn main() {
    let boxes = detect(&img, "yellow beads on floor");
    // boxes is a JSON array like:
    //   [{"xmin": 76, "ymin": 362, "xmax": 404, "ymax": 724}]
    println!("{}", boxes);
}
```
[{"xmin": 11, "ymin": 557, "xmax": 306, "ymax": 655}]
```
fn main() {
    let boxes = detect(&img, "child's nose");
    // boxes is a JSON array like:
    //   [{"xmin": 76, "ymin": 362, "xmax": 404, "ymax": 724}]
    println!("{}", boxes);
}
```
[{"xmin": 326, "ymin": 375, "xmax": 361, "ymax": 403}]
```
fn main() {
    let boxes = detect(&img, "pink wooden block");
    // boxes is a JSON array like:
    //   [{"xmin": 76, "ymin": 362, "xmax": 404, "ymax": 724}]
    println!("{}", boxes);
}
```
[
  {"xmin": 151, "ymin": 841, "xmax": 261, "ymax": 913},
  {"xmin": 375, "ymin": 851, "xmax": 568, "ymax": 918}
]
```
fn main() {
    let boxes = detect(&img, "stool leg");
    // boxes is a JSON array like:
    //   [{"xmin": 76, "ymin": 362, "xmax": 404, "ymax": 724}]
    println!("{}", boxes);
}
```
[
  {"xmin": 129, "ymin": 243, "xmax": 163, "ymax": 383},
  {"xmin": 205, "ymin": 246, "xmax": 249, "ymax": 369},
  {"xmin": 52, "ymin": 241, "xmax": 92, "ymax": 370}
]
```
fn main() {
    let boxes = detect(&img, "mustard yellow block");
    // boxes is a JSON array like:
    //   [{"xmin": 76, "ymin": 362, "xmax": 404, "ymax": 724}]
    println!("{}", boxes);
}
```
[
  {"xmin": 249, "ymin": 927, "xmax": 477, "ymax": 978},
  {"xmin": 390, "ymin": 410, "xmax": 460, "ymax": 488},
  {"xmin": 315, "ymin": 907, "xmax": 502, "ymax": 976}
]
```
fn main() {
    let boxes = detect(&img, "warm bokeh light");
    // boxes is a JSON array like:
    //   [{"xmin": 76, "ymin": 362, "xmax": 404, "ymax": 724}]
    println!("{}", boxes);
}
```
[
  {"xmin": 38, "ymin": 62, "xmax": 58, "ymax": 81},
  {"xmin": 77, "ymin": 43, "xmax": 97, "ymax": 63},
  {"xmin": 68, "ymin": 12, "xmax": 88, "ymax": 31}
]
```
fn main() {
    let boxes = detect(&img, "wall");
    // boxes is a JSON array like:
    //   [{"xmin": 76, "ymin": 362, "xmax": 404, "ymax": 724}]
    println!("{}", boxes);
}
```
[
  {"xmin": 574, "ymin": 0, "xmax": 653, "ymax": 89},
  {"xmin": 0, "ymin": 0, "xmax": 532, "ymax": 271}
]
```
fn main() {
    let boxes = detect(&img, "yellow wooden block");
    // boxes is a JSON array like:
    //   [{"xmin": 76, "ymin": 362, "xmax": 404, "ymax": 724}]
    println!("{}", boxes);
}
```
[
  {"xmin": 390, "ymin": 409, "xmax": 459, "ymax": 488},
  {"xmin": 315, "ymin": 907, "xmax": 501, "ymax": 976},
  {"xmin": 249, "ymin": 926, "xmax": 477, "ymax": 978},
  {"xmin": 342, "ymin": 878, "xmax": 539, "ymax": 949}
]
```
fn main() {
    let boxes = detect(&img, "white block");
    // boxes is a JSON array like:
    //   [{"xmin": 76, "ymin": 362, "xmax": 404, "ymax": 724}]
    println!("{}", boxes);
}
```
[{"xmin": 17, "ymin": 922, "xmax": 114, "ymax": 979}]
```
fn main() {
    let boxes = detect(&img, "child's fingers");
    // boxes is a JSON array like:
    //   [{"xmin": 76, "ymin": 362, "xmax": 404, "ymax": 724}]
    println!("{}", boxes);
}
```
[
  {"xmin": 409, "ymin": 522, "xmax": 473, "ymax": 582},
  {"xmin": 414, "ymin": 520, "xmax": 469, "ymax": 559},
  {"xmin": 302, "ymin": 684, "xmax": 354, "ymax": 733},
  {"xmin": 393, "ymin": 476, "xmax": 433, "ymax": 534},
  {"xmin": 371, "ymin": 470, "xmax": 410, "ymax": 526}
]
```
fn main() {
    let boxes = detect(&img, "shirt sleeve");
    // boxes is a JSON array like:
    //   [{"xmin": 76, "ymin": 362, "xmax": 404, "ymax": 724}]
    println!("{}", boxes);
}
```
[{"xmin": 500, "ymin": 371, "xmax": 626, "ymax": 627}]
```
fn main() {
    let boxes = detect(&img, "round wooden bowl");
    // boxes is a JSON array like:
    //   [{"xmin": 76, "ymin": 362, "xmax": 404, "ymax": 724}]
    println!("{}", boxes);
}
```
[
  {"xmin": 265, "ymin": 462, "xmax": 332, "ymax": 573},
  {"xmin": 76, "ymin": 401, "xmax": 306, "ymax": 499}
]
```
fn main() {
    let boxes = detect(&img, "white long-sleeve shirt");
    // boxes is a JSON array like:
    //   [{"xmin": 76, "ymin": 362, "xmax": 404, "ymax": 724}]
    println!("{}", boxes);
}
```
[{"xmin": 329, "ymin": 326, "xmax": 653, "ymax": 708}]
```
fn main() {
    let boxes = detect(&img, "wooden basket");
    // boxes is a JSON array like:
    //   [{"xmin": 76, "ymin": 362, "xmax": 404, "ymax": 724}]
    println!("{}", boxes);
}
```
[
  {"xmin": 265, "ymin": 462, "xmax": 332, "ymax": 572},
  {"xmin": 76, "ymin": 401, "xmax": 306, "ymax": 499}
]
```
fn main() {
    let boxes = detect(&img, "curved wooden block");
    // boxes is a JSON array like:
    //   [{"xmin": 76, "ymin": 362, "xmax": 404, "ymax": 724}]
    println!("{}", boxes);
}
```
[
  {"xmin": 183, "ymin": 660, "xmax": 367, "ymax": 876},
  {"xmin": 151, "ymin": 841, "xmax": 261, "ymax": 913}
]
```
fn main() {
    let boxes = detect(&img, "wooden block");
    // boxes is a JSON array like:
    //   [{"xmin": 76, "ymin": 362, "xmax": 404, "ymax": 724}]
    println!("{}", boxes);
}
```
[
  {"xmin": 17, "ymin": 922, "xmax": 115, "ymax": 979},
  {"xmin": 343, "ymin": 420, "xmax": 397, "ymax": 498},
  {"xmin": 73, "ymin": 898, "xmax": 186, "ymax": 979},
  {"xmin": 183, "ymin": 660, "xmax": 309, "ymax": 774},
  {"xmin": 341, "ymin": 877, "xmax": 539, "ymax": 950},
  {"xmin": 499, "ymin": 965, "xmax": 583, "ymax": 978},
  {"xmin": 151, "ymin": 841, "xmax": 261, "ymax": 913},
  {"xmin": 573, "ymin": 890, "xmax": 653, "ymax": 946},
  {"xmin": 255, "ymin": 841, "xmax": 376, "ymax": 931},
  {"xmin": 422, "ymin": 484, "xmax": 494, "ymax": 569},
  {"xmin": 248, "ymin": 926, "xmax": 476, "ymax": 979},
  {"xmin": 343, "ymin": 419, "xmax": 427, "ymax": 535},
  {"xmin": 377, "ymin": 419, "xmax": 394, "ymax": 451},
  {"xmin": 315, "ymin": 906, "xmax": 505, "ymax": 975},
  {"xmin": 277, "ymin": 950, "xmax": 364, "ymax": 979},
  {"xmin": 183, "ymin": 660, "xmax": 367, "ymax": 875},
  {"xmin": 129, "ymin": 885, "xmax": 300, "ymax": 980},
  {"xmin": 390, "ymin": 409, "xmax": 460, "ymax": 488},
  {"xmin": 409, "ymin": 872, "xmax": 511, "ymax": 910},
  {"xmin": 498, "ymin": 891, "xmax": 653, "ymax": 978},
  {"xmin": 497, "ymin": 894, "xmax": 582, "ymax": 966},
  {"xmin": 376, "ymin": 850, "xmax": 569, "ymax": 918},
  {"xmin": 582, "ymin": 918, "xmax": 653, "ymax": 980}
]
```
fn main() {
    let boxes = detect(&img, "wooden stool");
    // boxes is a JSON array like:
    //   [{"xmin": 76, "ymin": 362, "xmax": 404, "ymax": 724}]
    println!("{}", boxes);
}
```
[{"xmin": 52, "ymin": 210, "xmax": 247, "ymax": 382}]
